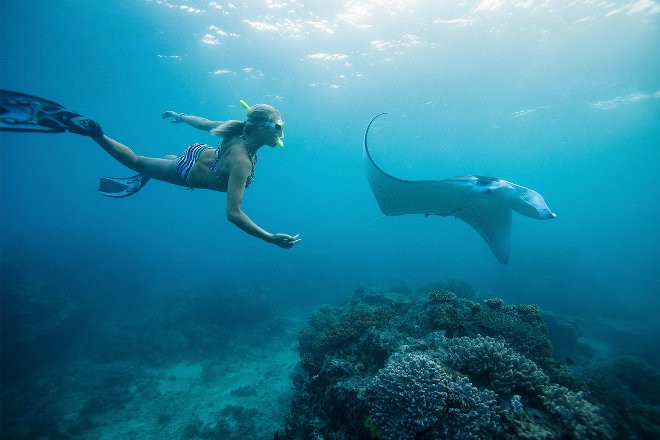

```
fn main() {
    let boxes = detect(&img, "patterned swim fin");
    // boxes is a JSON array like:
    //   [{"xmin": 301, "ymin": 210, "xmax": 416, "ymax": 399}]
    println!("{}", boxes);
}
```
[
  {"xmin": 0, "ymin": 89, "xmax": 103, "ymax": 136},
  {"xmin": 98, "ymin": 174, "xmax": 151, "ymax": 198}
]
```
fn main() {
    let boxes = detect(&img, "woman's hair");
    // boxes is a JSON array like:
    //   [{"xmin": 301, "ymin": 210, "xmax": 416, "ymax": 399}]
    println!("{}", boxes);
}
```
[
  {"xmin": 210, "ymin": 104, "xmax": 281, "ymax": 146},
  {"xmin": 211, "ymin": 120, "xmax": 244, "ymax": 142}
]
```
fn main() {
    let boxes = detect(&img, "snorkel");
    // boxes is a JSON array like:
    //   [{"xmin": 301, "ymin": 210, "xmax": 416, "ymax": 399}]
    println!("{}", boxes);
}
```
[{"xmin": 240, "ymin": 99, "xmax": 284, "ymax": 147}]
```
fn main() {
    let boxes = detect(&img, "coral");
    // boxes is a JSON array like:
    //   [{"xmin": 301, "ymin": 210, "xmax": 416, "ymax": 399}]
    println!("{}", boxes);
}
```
[
  {"xmin": 515, "ymin": 304, "xmax": 541, "ymax": 322},
  {"xmin": 418, "ymin": 279, "xmax": 475, "ymax": 299},
  {"xmin": 308, "ymin": 305, "xmax": 338, "ymax": 331},
  {"xmin": 297, "ymin": 305, "xmax": 338, "ymax": 374},
  {"xmin": 438, "ymin": 335, "xmax": 549, "ymax": 394},
  {"xmin": 483, "ymin": 297, "xmax": 505, "ymax": 310},
  {"xmin": 366, "ymin": 352, "xmax": 498, "ymax": 440},
  {"xmin": 437, "ymin": 375, "xmax": 499, "ymax": 439},
  {"xmin": 318, "ymin": 306, "xmax": 393, "ymax": 350},
  {"xmin": 427, "ymin": 300, "xmax": 466, "ymax": 336},
  {"xmin": 318, "ymin": 356, "xmax": 355, "ymax": 383},
  {"xmin": 472, "ymin": 306, "xmax": 553, "ymax": 365},
  {"xmin": 541, "ymin": 384, "xmax": 613, "ymax": 439},
  {"xmin": 510, "ymin": 394, "xmax": 523, "ymax": 414},
  {"xmin": 366, "ymin": 353, "xmax": 448, "ymax": 438},
  {"xmin": 429, "ymin": 289, "xmax": 457, "ymax": 302},
  {"xmin": 355, "ymin": 327, "xmax": 393, "ymax": 373},
  {"xmin": 474, "ymin": 309, "xmax": 516, "ymax": 334}
]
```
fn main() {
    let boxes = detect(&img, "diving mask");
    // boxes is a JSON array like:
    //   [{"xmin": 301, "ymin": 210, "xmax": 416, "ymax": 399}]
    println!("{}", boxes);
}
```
[{"xmin": 240, "ymin": 99, "xmax": 284, "ymax": 147}]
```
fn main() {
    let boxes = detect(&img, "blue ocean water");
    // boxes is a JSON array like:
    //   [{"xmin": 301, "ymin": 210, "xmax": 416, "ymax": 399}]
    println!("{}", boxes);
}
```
[{"xmin": 1, "ymin": 1, "xmax": 658, "ymax": 438}]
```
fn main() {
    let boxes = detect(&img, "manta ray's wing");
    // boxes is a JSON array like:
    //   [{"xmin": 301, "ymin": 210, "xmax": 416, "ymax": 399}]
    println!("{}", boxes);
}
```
[
  {"xmin": 447, "ymin": 201, "xmax": 512, "ymax": 264},
  {"xmin": 363, "ymin": 113, "xmax": 554, "ymax": 263}
]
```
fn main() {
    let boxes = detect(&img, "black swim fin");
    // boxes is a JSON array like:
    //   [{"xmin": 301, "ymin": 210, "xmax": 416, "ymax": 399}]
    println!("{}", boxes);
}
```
[
  {"xmin": 98, "ymin": 174, "xmax": 151, "ymax": 198},
  {"xmin": 0, "ymin": 89, "xmax": 103, "ymax": 137}
]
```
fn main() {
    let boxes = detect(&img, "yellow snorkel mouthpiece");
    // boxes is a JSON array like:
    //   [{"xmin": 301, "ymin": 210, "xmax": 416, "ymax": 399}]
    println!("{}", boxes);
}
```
[{"xmin": 240, "ymin": 99, "xmax": 284, "ymax": 147}]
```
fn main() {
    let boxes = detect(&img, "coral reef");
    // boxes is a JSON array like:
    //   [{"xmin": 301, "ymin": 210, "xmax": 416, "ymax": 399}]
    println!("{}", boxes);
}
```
[{"xmin": 281, "ymin": 283, "xmax": 617, "ymax": 440}]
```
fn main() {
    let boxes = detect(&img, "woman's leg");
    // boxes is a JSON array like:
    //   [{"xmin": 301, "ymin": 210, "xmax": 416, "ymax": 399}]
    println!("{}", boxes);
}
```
[{"xmin": 92, "ymin": 135, "xmax": 185, "ymax": 186}]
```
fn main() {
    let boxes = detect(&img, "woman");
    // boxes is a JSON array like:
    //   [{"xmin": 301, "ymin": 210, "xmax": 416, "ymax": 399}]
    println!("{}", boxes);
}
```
[
  {"xmin": 0, "ymin": 90, "xmax": 300, "ymax": 247},
  {"xmin": 90, "ymin": 104, "xmax": 300, "ymax": 249}
]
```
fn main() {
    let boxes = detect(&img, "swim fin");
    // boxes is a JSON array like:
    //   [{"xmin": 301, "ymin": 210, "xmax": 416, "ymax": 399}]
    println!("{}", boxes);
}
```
[
  {"xmin": 98, "ymin": 174, "xmax": 151, "ymax": 198},
  {"xmin": 0, "ymin": 89, "xmax": 103, "ymax": 137}
]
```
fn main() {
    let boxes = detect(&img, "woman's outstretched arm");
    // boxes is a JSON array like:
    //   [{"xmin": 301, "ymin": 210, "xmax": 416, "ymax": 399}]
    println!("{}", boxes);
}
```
[
  {"xmin": 225, "ymin": 157, "xmax": 300, "ymax": 249},
  {"xmin": 161, "ymin": 111, "xmax": 223, "ymax": 132}
]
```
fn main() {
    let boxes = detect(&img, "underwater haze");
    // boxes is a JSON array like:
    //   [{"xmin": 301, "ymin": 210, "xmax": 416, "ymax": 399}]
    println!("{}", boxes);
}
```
[{"xmin": 1, "ymin": 1, "xmax": 659, "ymax": 439}]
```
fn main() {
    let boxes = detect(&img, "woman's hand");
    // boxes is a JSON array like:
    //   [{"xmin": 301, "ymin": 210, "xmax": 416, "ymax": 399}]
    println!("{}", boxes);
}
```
[
  {"xmin": 161, "ymin": 110, "xmax": 183, "ymax": 123},
  {"xmin": 270, "ymin": 233, "xmax": 301, "ymax": 249}
]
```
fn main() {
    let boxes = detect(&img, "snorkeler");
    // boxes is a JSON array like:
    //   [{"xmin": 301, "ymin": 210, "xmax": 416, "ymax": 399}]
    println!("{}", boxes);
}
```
[{"xmin": 0, "ymin": 90, "xmax": 301, "ymax": 249}]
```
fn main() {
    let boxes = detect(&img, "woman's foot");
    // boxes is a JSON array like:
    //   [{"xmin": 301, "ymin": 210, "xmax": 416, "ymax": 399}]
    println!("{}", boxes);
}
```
[{"xmin": 38, "ymin": 109, "xmax": 104, "ymax": 137}]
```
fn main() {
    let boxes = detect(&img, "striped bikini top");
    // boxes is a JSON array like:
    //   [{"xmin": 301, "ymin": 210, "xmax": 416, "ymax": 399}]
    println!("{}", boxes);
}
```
[{"xmin": 210, "ymin": 135, "xmax": 257, "ymax": 188}]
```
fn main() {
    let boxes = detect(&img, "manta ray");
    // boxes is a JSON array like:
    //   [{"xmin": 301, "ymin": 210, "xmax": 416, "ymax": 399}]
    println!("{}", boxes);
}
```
[{"xmin": 363, "ymin": 113, "xmax": 556, "ymax": 264}]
